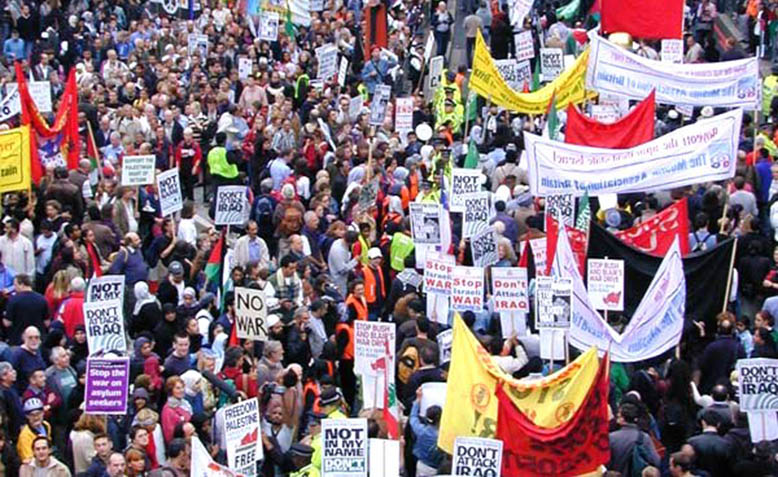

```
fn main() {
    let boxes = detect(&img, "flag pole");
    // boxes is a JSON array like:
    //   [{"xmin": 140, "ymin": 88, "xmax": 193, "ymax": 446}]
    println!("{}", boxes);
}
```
[
  {"xmin": 722, "ymin": 237, "xmax": 738, "ymax": 313},
  {"xmin": 86, "ymin": 121, "xmax": 104, "ymax": 182}
]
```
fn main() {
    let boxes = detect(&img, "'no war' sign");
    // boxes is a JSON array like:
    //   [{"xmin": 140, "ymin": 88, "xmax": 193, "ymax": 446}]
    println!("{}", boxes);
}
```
[{"xmin": 235, "ymin": 287, "xmax": 268, "ymax": 341}]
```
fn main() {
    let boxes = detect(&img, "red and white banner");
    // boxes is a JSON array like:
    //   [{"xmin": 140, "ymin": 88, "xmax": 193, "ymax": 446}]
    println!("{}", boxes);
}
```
[
  {"xmin": 492, "ymin": 268, "xmax": 529, "ymax": 313},
  {"xmin": 565, "ymin": 90, "xmax": 655, "ymax": 149},
  {"xmin": 545, "ymin": 214, "xmax": 587, "ymax": 277},
  {"xmin": 451, "ymin": 266, "xmax": 484, "ymax": 312},
  {"xmin": 614, "ymin": 198, "xmax": 690, "ymax": 256}
]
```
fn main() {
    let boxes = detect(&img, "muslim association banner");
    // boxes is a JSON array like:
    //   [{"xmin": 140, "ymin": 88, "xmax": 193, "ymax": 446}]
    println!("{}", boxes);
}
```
[
  {"xmin": 470, "ymin": 30, "xmax": 595, "ymax": 114},
  {"xmin": 438, "ymin": 316, "xmax": 601, "ymax": 453},
  {"xmin": 613, "ymin": 198, "xmax": 690, "ymax": 256},
  {"xmin": 552, "ymin": 227, "xmax": 686, "ymax": 362},
  {"xmin": 525, "ymin": 108, "xmax": 742, "ymax": 197},
  {"xmin": 565, "ymin": 91, "xmax": 656, "ymax": 149},
  {"xmin": 495, "ymin": 353, "xmax": 610, "ymax": 476},
  {"xmin": 586, "ymin": 35, "xmax": 760, "ymax": 109}
]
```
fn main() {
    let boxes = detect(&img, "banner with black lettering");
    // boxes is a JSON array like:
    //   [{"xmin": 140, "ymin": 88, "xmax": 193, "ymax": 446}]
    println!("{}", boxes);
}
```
[
  {"xmin": 87, "ymin": 275, "xmax": 125, "ymax": 303},
  {"xmin": 451, "ymin": 266, "xmax": 484, "ymax": 312},
  {"xmin": 453, "ymin": 437, "xmax": 503, "ymax": 476},
  {"xmin": 462, "ymin": 192, "xmax": 491, "ymax": 239},
  {"xmin": 322, "ymin": 418, "xmax": 368, "ymax": 477},
  {"xmin": 157, "ymin": 167, "xmax": 183, "ymax": 216},
  {"xmin": 737, "ymin": 358, "xmax": 778, "ymax": 412},
  {"xmin": 410, "ymin": 203, "xmax": 441, "ymax": 244},
  {"xmin": 450, "ymin": 169, "xmax": 483, "ymax": 212},
  {"xmin": 83, "ymin": 300, "xmax": 126, "ymax": 355},
  {"xmin": 215, "ymin": 186, "xmax": 249, "ymax": 226},
  {"xmin": 471, "ymin": 227, "xmax": 498, "ymax": 267},
  {"xmin": 235, "ymin": 287, "xmax": 268, "ymax": 341}
]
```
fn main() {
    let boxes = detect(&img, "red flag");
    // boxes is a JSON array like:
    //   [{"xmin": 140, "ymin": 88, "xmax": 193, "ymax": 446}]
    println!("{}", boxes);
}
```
[
  {"xmin": 518, "ymin": 236, "xmax": 529, "ymax": 267},
  {"xmin": 545, "ymin": 214, "xmax": 587, "ymax": 277},
  {"xmin": 496, "ymin": 354, "xmax": 611, "ymax": 477},
  {"xmin": 363, "ymin": 1, "xmax": 388, "ymax": 60},
  {"xmin": 614, "ymin": 198, "xmax": 690, "ymax": 256},
  {"xmin": 601, "ymin": 0, "xmax": 683, "ymax": 40},
  {"xmin": 565, "ymin": 90, "xmax": 656, "ymax": 149},
  {"xmin": 15, "ymin": 62, "xmax": 80, "ymax": 182}
]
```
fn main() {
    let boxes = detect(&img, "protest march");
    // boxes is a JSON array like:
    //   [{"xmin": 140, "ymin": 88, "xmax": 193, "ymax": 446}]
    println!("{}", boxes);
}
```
[{"xmin": 2, "ymin": 0, "xmax": 778, "ymax": 475}]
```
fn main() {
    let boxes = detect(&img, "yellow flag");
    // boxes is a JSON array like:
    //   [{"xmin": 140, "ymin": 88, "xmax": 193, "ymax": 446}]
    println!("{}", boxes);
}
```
[
  {"xmin": 469, "ymin": 30, "xmax": 596, "ymax": 114},
  {"xmin": 437, "ymin": 315, "xmax": 600, "ymax": 453},
  {"xmin": 0, "ymin": 125, "xmax": 31, "ymax": 194}
]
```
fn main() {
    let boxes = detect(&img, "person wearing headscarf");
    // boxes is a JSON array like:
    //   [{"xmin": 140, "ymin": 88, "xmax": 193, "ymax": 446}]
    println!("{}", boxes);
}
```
[
  {"xmin": 131, "ymin": 281, "xmax": 161, "ymax": 338},
  {"xmin": 180, "ymin": 370, "xmax": 205, "ymax": 416},
  {"xmin": 131, "ymin": 336, "xmax": 163, "ymax": 393}
]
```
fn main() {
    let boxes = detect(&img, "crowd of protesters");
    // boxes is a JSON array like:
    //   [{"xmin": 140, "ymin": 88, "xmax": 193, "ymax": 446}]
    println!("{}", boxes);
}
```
[{"xmin": 0, "ymin": 0, "xmax": 774, "ymax": 476}]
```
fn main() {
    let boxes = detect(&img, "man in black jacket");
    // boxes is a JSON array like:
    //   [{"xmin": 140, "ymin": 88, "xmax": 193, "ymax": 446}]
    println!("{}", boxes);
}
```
[
  {"xmin": 687, "ymin": 410, "xmax": 734, "ymax": 477},
  {"xmin": 608, "ymin": 402, "xmax": 661, "ymax": 474},
  {"xmin": 698, "ymin": 319, "xmax": 745, "ymax": 393}
]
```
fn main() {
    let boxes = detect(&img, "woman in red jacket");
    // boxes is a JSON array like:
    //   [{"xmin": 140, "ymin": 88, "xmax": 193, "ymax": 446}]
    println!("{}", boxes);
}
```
[{"xmin": 160, "ymin": 377, "xmax": 192, "ymax": 442}]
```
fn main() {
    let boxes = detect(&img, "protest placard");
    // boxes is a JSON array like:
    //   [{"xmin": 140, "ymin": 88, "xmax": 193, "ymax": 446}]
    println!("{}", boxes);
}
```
[
  {"xmin": 587, "ymin": 258, "xmax": 624, "ymax": 311},
  {"xmin": 736, "ymin": 359, "xmax": 778, "ymax": 412},
  {"xmin": 409, "ymin": 203, "xmax": 441, "ymax": 244},
  {"xmin": 545, "ymin": 194, "xmax": 574, "ymax": 227},
  {"xmin": 540, "ymin": 48, "xmax": 564, "ymax": 81},
  {"xmin": 525, "ymin": 109, "xmax": 742, "ymax": 197},
  {"xmin": 120, "ymin": 155, "xmax": 156, "ymax": 186},
  {"xmin": 224, "ymin": 399, "xmax": 262, "ymax": 475},
  {"xmin": 349, "ymin": 95, "xmax": 364, "ymax": 121},
  {"xmin": 235, "ymin": 287, "xmax": 267, "ymax": 341},
  {"xmin": 338, "ymin": 56, "xmax": 349, "ymax": 87},
  {"xmin": 535, "ymin": 276, "xmax": 572, "ymax": 329},
  {"xmin": 369, "ymin": 85, "xmax": 392, "ymax": 126},
  {"xmin": 394, "ymin": 97, "xmax": 414, "ymax": 134},
  {"xmin": 428, "ymin": 56, "xmax": 444, "ymax": 91},
  {"xmin": 368, "ymin": 439, "xmax": 400, "ymax": 477},
  {"xmin": 424, "ymin": 33, "xmax": 435, "ymax": 62},
  {"xmin": 238, "ymin": 57, "xmax": 253, "ymax": 80},
  {"xmin": 5, "ymin": 81, "xmax": 52, "ymax": 113},
  {"xmin": 86, "ymin": 275, "xmax": 125, "ymax": 303},
  {"xmin": 453, "ymin": 437, "xmax": 504, "ymax": 477},
  {"xmin": 322, "ymin": 418, "xmax": 368, "ymax": 477},
  {"xmin": 516, "ymin": 60, "xmax": 532, "ymax": 88},
  {"xmin": 310, "ymin": 0, "xmax": 324, "ymax": 11},
  {"xmin": 259, "ymin": 12, "xmax": 280, "ymax": 41},
  {"xmin": 515, "ymin": 30, "xmax": 535, "ymax": 61},
  {"xmin": 587, "ymin": 35, "xmax": 759, "ymax": 108},
  {"xmin": 495, "ymin": 59, "xmax": 522, "ymax": 91},
  {"xmin": 423, "ymin": 251, "xmax": 454, "ymax": 295},
  {"xmin": 509, "ymin": 0, "xmax": 532, "ymax": 26},
  {"xmin": 660, "ymin": 39, "xmax": 683, "ymax": 63},
  {"xmin": 215, "ymin": 186, "xmax": 248, "ymax": 226},
  {"xmin": 471, "ymin": 227, "xmax": 498, "ymax": 267},
  {"xmin": 450, "ymin": 168, "xmax": 482, "ymax": 212},
  {"xmin": 437, "ymin": 329, "xmax": 453, "ymax": 364},
  {"xmin": 451, "ymin": 266, "xmax": 484, "ymax": 312},
  {"xmin": 84, "ymin": 300, "xmax": 126, "ymax": 355},
  {"xmin": 419, "ymin": 382, "xmax": 446, "ymax": 414},
  {"xmin": 157, "ymin": 167, "xmax": 183, "ymax": 216},
  {"xmin": 354, "ymin": 321, "xmax": 395, "ymax": 375},
  {"xmin": 525, "ymin": 237, "xmax": 547, "ymax": 276},
  {"xmin": 85, "ymin": 357, "xmax": 129, "ymax": 414},
  {"xmin": 492, "ymin": 267, "xmax": 529, "ymax": 313},
  {"xmin": 590, "ymin": 105, "xmax": 620, "ymax": 124},
  {"xmin": 462, "ymin": 192, "xmax": 490, "ymax": 239},
  {"xmin": 599, "ymin": 92, "xmax": 630, "ymax": 116},
  {"xmin": 316, "ymin": 44, "xmax": 339, "ymax": 80},
  {"xmin": 187, "ymin": 34, "xmax": 209, "ymax": 57}
]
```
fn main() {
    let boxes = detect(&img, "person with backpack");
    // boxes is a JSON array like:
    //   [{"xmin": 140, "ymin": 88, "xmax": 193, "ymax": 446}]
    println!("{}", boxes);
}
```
[
  {"xmin": 250, "ymin": 179, "xmax": 279, "ymax": 256},
  {"xmin": 688, "ymin": 212, "xmax": 717, "ymax": 252},
  {"xmin": 608, "ymin": 402, "xmax": 661, "ymax": 476}
]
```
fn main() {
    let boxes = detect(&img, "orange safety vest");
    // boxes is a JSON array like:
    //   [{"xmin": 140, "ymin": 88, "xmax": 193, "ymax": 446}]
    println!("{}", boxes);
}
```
[
  {"xmin": 362, "ymin": 266, "xmax": 385, "ymax": 305},
  {"xmin": 345, "ymin": 294, "xmax": 368, "ymax": 320},
  {"xmin": 336, "ymin": 322, "xmax": 355, "ymax": 360},
  {"xmin": 303, "ymin": 380, "xmax": 322, "ymax": 413},
  {"xmin": 408, "ymin": 174, "xmax": 419, "ymax": 200}
]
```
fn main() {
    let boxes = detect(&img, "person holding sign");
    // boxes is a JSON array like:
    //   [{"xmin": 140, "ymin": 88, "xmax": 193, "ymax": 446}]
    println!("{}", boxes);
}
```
[
  {"xmin": 410, "ymin": 387, "xmax": 444, "ymax": 476},
  {"xmin": 361, "ymin": 47, "xmax": 397, "ymax": 95}
]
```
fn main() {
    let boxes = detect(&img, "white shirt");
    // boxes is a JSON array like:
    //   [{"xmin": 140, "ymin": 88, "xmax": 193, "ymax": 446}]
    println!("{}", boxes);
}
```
[
  {"xmin": 177, "ymin": 218, "xmax": 198, "ymax": 247},
  {"xmin": 35, "ymin": 233, "xmax": 57, "ymax": 275},
  {"xmin": 0, "ymin": 233, "xmax": 34, "ymax": 276}
]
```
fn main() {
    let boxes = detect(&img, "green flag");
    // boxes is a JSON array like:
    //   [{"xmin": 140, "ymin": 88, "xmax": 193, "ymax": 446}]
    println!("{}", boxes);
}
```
[
  {"xmin": 532, "ymin": 60, "xmax": 541, "ymax": 91},
  {"xmin": 466, "ymin": 91, "xmax": 478, "ymax": 122},
  {"xmin": 464, "ymin": 140, "xmax": 479, "ymax": 169},
  {"xmin": 285, "ymin": 1, "xmax": 296, "ymax": 38},
  {"xmin": 576, "ymin": 190, "xmax": 591, "ymax": 233},
  {"xmin": 556, "ymin": 0, "xmax": 581, "ymax": 21},
  {"xmin": 546, "ymin": 92, "xmax": 559, "ymax": 140}
]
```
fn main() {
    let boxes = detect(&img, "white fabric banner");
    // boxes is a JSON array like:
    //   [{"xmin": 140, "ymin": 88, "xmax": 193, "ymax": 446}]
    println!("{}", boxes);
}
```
[
  {"xmin": 551, "ymin": 227, "xmax": 686, "ymax": 362},
  {"xmin": 586, "ymin": 35, "xmax": 760, "ymax": 109},
  {"xmin": 525, "ymin": 108, "xmax": 742, "ymax": 197}
]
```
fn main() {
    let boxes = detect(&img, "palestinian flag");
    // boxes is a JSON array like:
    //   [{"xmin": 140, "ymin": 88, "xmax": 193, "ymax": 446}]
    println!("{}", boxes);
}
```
[
  {"xmin": 285, "ymin": 0, "xmax": 296, "ymax": 38},
  {"xmin": 576, "ymin": 190, "xmax": 591, "ymax": 235},
  {"xmin": 205, "ymin": 229, "xmax": 225, "ymax": 286},
  {"xmin": 546, "ymin": 91, "xmax": 559, "ymax": 140}
]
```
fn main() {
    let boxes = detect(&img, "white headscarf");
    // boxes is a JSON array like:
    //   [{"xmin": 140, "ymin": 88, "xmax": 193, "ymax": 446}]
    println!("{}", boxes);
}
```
[{"xmin": 133, "ymin": 281, "xmax": 159, "ymax": 316}]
